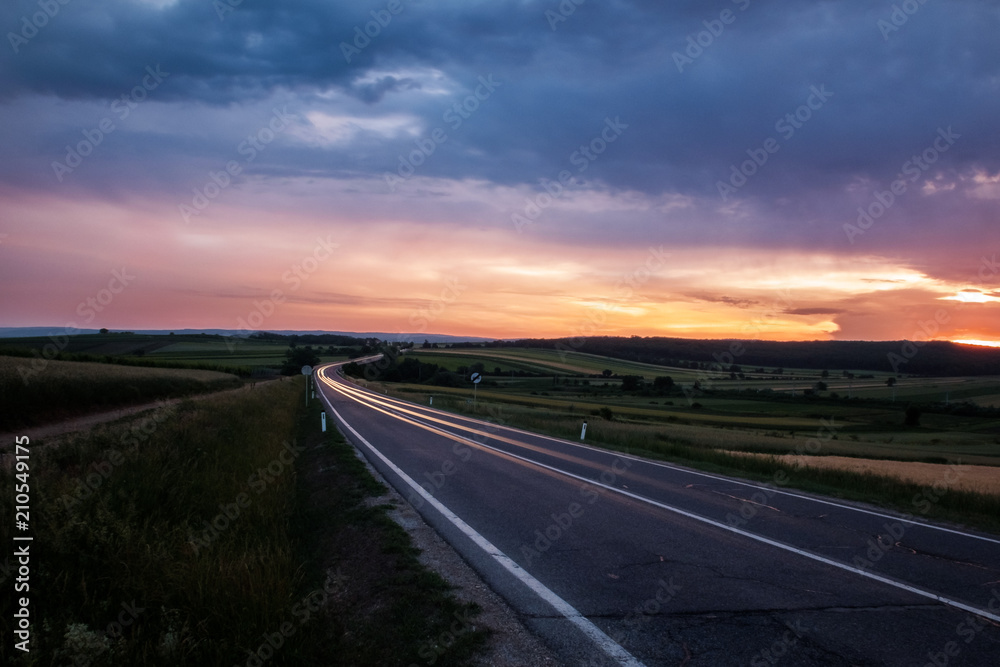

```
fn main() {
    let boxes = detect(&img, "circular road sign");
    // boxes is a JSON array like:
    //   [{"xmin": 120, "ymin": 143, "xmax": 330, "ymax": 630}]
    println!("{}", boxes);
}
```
[
  {"xmin": 301, "ymin": 365, "xmax": 313, "ymax": 375},
  {"xmin": 470, "ymin": 372, "xmax": 482, "ymax": 384}
]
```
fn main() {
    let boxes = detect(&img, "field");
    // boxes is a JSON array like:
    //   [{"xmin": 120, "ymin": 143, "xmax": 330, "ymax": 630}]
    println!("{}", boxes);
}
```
[
  {"xmin": 0, "ymin": 355, "xmax": 243, "ymax": 431},
  {"xmin": 731, "ymin": 453, "xmax": 1000, "ymax": 495},
  {"xmin": 0, "ymin": 333, "xmax": 352, "ymax": 375},
  {"xmin": 406, "ymin": 346, "xmax": 1000, "ymax": 423},
  {"xmin": 146, "ymin": 340, "xmax": 339, "ymax": 369}
]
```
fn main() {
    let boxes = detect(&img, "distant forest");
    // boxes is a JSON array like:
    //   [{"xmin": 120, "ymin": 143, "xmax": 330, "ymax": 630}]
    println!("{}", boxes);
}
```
[{"xmin": 481, "ymin": 337, "xmax": 1000, "ymax": 376}]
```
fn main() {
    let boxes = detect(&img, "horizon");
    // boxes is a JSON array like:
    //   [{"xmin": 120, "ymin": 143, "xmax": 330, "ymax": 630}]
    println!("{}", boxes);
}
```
[
  {"xmin": 2, "ymin": 2, "xmax": 999, "ymax": 346},
  {"xmin": 4, "ymin": 326, "xmax": 1000, "ymax": 349}
]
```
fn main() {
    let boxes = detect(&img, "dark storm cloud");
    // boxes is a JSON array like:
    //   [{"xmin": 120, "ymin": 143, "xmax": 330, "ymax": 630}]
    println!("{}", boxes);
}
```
[{"xmin": 2, "ymin": 0, "xmax": 998, "ymax": 264}]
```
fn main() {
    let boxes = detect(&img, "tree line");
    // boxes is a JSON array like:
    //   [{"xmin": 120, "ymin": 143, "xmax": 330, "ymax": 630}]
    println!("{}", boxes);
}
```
[{"xmin": 481, "ymin": 336, "xmax": 1000, "ymax": 376}]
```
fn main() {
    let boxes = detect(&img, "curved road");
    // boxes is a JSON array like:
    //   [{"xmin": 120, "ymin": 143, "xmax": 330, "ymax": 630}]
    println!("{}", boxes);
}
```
[{"xmin": 315, "ymin": 361, "xmax": 1000, "ymax": 666}]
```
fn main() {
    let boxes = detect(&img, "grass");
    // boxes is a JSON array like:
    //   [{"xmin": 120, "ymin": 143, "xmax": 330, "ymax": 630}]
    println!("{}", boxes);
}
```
[
  {"xmin": 1, "ymin": 379, "xmax": 306, "ymax": 665},
  {"xmin": 0, "ymin": 345, "xmax": 255, "ymax": 377},
  {"xmin": 414, "ymin": 347, "xmax": 1000, "ymax": 409},
  {"xmin": 732, "ymin": 453, "xmax": 1000, "ymax": 495},
  {"xmin": 298, "ymin": 402, "xmax": 487, "ymax": 665},
  {"xmin": 0, "ymin": 334, "xmax": 351, "ymax": 376},
  {"xmin": 0, "ymin": 355, "xmax": 243, "ymax": 431},
  {"xmin": 0, "ymin": 376, "xmax": 487, "ymax": 666}
]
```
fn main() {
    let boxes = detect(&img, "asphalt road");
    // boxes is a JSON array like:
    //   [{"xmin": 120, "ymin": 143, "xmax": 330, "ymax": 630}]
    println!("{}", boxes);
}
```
[{"xmin": 315, "ymin": 361, "xmax": 1000, "ymax": 667}]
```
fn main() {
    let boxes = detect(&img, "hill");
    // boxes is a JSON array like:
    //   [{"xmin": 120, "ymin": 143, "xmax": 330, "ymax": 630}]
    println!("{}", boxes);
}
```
[{"xmin": 494, "ymin": 336, "xmax": 1000, "ymax": 376}]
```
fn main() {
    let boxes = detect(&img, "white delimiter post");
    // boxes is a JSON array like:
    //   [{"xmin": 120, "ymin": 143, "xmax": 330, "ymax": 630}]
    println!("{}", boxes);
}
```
[{"xmin": 580, "ymin": 420, "xmax": 588, "ymax": 441}]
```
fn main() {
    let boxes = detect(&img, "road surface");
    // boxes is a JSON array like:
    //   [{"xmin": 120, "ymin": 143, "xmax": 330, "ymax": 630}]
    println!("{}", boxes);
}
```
[{"xmin": 315, "ymin": 361, "xmax": 1000, "ymax": 666}]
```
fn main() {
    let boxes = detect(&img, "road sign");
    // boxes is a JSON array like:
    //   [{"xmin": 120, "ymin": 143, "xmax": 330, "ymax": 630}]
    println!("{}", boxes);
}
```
[
  {"xmin": 302, "ymin": 365, "xmax": 313, "ymax": 406},
  {"xmin": 470, "ymin": 372, "xmax": 481, "ymax": 410}
]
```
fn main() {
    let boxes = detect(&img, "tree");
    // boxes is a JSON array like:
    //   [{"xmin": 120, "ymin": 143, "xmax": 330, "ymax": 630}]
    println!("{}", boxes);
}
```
[
  {"xmin": 886, "ymin": 377, "xmax": 896, "ymax": 387},
  {"xmin": 602, "ymin": 369, "xmax": 613, "ymax": 377},
  {"xmin": 821, "ymin": 369, "xmax": 829, "ymax": 378},
  {"xmin": 904, "ymin": 405, "xmax": 922, "ymax": 427},
  {"xmin": 814, "ymin": 381, "xmax": 828, "ymax": 392},
  {"xmin": 99, "ymin": 328, "xmax": 109, "ymax": 334},
  {"xmin": 280, "ymin": 345, "xmax": 321, "ymax": 375},
  {"xmin": 621, "ymin": 375, "xmax": 642, "ymax": 391},
  {"xmin": 652, "ymin": 376, "xmax": 674, "ymax": 391}
]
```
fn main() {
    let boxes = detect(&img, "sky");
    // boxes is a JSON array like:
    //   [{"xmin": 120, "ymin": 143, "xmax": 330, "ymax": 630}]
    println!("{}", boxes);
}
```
[{"xmin": 1, "ymin": 0, "xmax": 999, "ymax": 343}]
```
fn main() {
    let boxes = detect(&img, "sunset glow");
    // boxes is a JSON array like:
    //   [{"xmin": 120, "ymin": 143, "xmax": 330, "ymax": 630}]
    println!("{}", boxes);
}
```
[{"xmin": 953, "ymin": 340, "xmax": 1000, "ymax": 348}]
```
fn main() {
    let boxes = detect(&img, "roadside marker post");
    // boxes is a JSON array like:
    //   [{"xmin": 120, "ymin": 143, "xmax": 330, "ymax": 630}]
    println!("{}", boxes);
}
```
[
  {"xmin": 321, "ymin": 411, "xmax": 327, "ymax": 432},
  {"xmin": 580, "ymin": 420, "xmax": 588, "ymax": 441}
]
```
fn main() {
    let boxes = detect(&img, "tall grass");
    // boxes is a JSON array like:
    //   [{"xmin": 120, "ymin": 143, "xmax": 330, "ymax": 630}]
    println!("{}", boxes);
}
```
[
  {"xmin": 1, "ymin": 377, "xmax": 488, "ymax": 666},
  {"xmin": 0, "ymin": 380, "xmax": 304, "ymax": 666},
  {"xmin": 0, "ymin": 356, "xmax": 243, "ymax": 431}
]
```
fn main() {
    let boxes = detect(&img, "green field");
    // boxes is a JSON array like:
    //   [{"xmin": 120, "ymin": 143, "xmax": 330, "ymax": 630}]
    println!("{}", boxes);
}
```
[
  {"xmin": 412, "ymin": 347, "xmax": 697, "ymax": 378},
  {"xmin": 0, "ymin": 333, "xmax": 352, "ymax": 375},
  {"xmin": 0, "ymin": 355, "xmax": 243, "ymax": 431},
  {"xmin": 409, "ymin": 346, "xmax": 1000, "ymax": 415},
  {"xmin": 355, "ymin": 348, "xmax": 1000, "ymax": 475},
  {"xmin": 147, "ymin": 340, "xmax": 332, "ymax": 368}
]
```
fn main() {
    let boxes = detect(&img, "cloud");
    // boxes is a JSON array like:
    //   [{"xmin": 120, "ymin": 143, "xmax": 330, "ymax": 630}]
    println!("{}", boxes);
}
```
[
  {"xmin": 785, "ymin": 307, "xmax": 847, "ymax": 316},
  {"xmin": 2, "ymin": 1, "xmax": 999, "ymax": 339}
]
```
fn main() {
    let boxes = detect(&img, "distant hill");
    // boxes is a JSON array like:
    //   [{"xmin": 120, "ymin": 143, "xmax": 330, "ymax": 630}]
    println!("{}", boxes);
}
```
[
  {"xmin": 500, "ymin": 336, "xmax": 1000, "ymax": 376},
  {"xmin": 0, "ymin": 328, "xmax": 491, "ymax": 345}
]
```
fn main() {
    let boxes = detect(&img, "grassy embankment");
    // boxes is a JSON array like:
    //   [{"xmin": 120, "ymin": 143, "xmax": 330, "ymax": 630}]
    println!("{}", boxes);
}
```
[{"xmin": 0, "ymin": 376, "xmax": 486, "ymax": 666}]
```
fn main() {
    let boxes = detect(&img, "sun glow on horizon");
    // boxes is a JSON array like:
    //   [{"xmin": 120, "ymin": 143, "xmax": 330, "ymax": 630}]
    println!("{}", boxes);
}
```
[{"xmin": 953, "ymin": 339, "xmax": 1000, "ymax": 348}]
